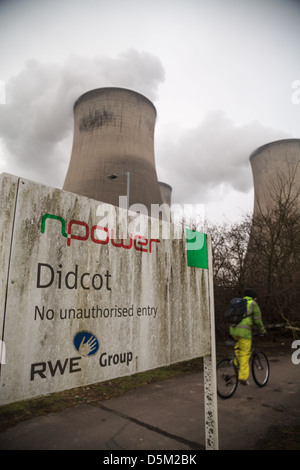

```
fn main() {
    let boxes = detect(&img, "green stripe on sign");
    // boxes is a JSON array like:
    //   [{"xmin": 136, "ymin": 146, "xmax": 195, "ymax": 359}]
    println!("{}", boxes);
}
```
[{"xmin": 186, "ymin": 229, "xmax": 208, "ymax": 269}]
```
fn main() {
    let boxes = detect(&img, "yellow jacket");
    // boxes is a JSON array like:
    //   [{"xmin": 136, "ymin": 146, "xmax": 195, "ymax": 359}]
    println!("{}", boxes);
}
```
[{"xmin": 229, "ymin": 296, "xmax": 266, "ymax": 339}]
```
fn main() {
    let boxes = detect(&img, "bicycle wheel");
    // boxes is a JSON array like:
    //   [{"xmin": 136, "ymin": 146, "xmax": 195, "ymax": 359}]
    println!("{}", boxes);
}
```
[
  {"xmin": 217, "ymin": 358, "xmax": 238, "ymax": 399},
  {"xmin": 251, "ymin": 351, "xmax": 270, "ymax": 387}
]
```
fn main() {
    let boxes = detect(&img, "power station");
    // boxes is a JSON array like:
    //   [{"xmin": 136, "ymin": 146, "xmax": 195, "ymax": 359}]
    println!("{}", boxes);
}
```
[
  {"xmin": 63, "ymin": 87, "xmax": 299, "ymax": 226},
  {"xmin": 63, "ymin": 88, "xmax": 168, "ymax": 212},
  {"xmin": 250, "ymin": 139, "xmax": 300, "ymax": 217}
]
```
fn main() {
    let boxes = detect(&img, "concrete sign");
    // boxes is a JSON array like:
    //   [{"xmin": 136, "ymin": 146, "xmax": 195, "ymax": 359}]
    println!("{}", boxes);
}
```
[{"xmin": 0, "ymin": 173, "xmax": 218, "ymax": 448}]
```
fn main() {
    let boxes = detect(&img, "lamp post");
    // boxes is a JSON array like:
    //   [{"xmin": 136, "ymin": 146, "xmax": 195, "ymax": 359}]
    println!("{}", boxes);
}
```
[{"xmin": 107, "ymin": 172, "xmax": 130, "ymax": 210}]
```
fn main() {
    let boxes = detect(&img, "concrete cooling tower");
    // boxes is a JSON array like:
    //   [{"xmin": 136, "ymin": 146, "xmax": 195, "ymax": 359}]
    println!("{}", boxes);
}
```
[
  {"xmin": 250, "ymin": 139, "xmax": 300, "ymax": 217},
  {"xmin": 63, "ymin": 88, "xmax": 163, "ymax": 211},
  {"xmin": 158, "ymin": 182, "xmax": 172, "ymax": 207}
]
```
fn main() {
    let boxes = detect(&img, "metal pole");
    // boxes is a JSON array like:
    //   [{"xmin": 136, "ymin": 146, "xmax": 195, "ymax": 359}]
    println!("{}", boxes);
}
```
[
  {"xmin": 203, "ymin": 234, "xmax": 219, "ymax": 450},
  {"xmin": 126, "ymin": 172, "xmax": 130, "ymax": 210}
]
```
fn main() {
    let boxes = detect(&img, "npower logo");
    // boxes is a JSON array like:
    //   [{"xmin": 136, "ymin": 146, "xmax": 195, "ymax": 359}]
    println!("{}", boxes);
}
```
[{"xmin": 40, "ymin": 213, "xmax": 160, "ymax": 253}]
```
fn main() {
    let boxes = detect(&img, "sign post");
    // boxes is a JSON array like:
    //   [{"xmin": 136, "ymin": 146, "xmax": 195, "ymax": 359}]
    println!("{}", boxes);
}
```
[
  {"xmin": 186, "ymin": 229, "xmax": 219, "ymax": 450},
  {"xmin": 0, "ymin": 173, "xmax": 218, "ymax": 450},
  {"xmin": 204, "ymin": 235, "xmax": 219, "ymax": 450}
]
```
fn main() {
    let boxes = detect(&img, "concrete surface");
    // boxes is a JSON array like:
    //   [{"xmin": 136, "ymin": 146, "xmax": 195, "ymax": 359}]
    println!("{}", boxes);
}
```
[{"xmin": 0, "ymin": 352, "xmax": 299, "ymax": 451}]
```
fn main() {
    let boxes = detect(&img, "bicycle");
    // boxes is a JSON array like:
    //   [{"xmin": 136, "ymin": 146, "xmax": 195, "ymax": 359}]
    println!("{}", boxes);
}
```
[{"xmin": 217, "ymin": 335, "xmax": 270, "ymax": 399}]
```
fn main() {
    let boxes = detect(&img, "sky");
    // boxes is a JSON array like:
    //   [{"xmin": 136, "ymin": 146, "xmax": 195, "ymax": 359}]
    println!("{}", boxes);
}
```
[{"xmin": 0, "ymin": 0, "xmax": 299, "ymax": 224}]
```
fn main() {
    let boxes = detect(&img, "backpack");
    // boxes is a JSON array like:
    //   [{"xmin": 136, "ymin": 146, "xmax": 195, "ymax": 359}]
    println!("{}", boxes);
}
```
[{"xmin": 224, "ymin": 297, "xmax": 252, "ymax": 326}]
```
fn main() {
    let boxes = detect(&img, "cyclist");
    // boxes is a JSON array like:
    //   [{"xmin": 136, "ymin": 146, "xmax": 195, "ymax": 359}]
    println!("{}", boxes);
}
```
[{"xmin": 229, "ymin": 289, "xmax": 266, "ymax": 385}]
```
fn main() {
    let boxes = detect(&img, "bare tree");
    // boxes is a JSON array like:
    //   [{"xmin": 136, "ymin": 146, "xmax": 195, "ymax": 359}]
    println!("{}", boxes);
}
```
[
  {"xmin": 245, "ymin": 163, "xmax": 300, "ymax": 329},
  {"xmin": 179, "ymin": 168, "xmax": 300, "ymax": 336}
]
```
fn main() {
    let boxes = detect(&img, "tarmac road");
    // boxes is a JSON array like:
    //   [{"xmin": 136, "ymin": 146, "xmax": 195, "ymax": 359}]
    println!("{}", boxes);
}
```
[{"xmin": 0, "ymin": 350, "xmax": 299, "ymax": 451}]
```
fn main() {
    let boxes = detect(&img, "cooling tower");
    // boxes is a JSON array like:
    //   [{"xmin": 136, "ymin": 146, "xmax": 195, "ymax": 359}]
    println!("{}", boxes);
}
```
[
  {"xmin": 63, "ymin": 88, "xmax": 163, "ymax": 211},
  {"xmin": 158, "ymin": 182, "xmax": 172, "ymax": 207},
  {"xmin": 250, "ymin": 139, "xmax": 300, "ymax": 217}
]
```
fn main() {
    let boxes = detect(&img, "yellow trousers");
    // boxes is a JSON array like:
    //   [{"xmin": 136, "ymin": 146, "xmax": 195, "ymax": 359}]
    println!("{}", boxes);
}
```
[{"xmin": 233, "ymin": 336, "xmax": 252, "ymax": 381}]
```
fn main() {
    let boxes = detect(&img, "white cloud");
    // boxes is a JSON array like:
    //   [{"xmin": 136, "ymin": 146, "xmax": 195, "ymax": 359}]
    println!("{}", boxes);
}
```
[
  {"xmin": 155, "ymin": 111, "xmax": 290, "ymax": 206},
  {"xmin": 0, "ymin": 50, "xmax": 165, "ymax": 187}
]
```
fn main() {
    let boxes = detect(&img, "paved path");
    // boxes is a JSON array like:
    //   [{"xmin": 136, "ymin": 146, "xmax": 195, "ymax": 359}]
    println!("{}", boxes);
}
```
[{"xmin": 0, "ymin": 352, "xmax": 299, "ymax": 451}]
